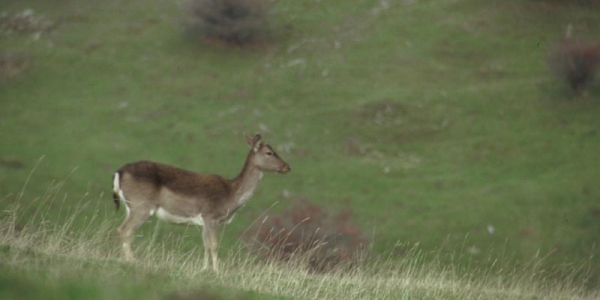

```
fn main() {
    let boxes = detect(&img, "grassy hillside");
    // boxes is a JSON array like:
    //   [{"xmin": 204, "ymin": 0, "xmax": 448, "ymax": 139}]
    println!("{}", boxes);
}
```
[
  {"xmin": 0, "ymin": 197, "xmax": 596, "ymax": 299},
  {"xmin": 2, "ymin": 0, "xmax": 600, "ymax": 296}
]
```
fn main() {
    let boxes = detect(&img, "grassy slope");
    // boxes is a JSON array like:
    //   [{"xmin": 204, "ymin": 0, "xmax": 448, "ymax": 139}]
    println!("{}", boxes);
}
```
[
  {"xmin": 1, "ymin": 0, "xmax": 600, "ymax": 294},
  {"xmin": 0, "ymin": 199, "xmax": 595, "ymax": 300}
]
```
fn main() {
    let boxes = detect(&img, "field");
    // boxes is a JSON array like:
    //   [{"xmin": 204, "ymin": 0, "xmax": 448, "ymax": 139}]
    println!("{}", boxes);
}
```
[{"xmin": 1, "ymin": 0, "xmax": 600, "ymax": 298}]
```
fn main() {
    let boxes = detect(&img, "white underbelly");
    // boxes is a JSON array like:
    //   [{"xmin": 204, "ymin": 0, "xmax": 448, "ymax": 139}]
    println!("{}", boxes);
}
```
[{"xmin": 155, "ymin": 207, "xmax": 204, "ymax": 226}]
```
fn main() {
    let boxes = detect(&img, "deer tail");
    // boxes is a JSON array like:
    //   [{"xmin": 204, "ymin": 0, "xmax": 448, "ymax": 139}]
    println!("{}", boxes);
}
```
[{"xmin": 112, "ymin": 171, "xmax": 121, "ymax": 211}]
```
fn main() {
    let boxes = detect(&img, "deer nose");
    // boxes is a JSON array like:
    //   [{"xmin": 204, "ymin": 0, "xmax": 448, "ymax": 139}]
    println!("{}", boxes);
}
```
[{"xmin": 280, "ymin": 165, "xmax": 291, "ymax": 174}]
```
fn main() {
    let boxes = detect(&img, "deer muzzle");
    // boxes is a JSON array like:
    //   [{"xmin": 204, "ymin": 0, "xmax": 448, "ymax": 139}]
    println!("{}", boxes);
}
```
[{"xmin": 279, "ymin": 164, "xmax": 291, "ymax": 174}]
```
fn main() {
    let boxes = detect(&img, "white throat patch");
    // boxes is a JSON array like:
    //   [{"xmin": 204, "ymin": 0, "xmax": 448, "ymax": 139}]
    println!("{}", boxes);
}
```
[{"xmin": 237, "ymin": 171, "xmax": 263, "ymax": 206}]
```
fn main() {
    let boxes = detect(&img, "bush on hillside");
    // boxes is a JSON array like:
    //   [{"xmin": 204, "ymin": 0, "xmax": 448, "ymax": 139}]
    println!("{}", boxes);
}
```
[
  {"xmin": 184, "ymin": 0, "xmax": 270, "ymax": 45},
  {"xmin": 547, "ymin": 32, "xmax": 600, "ymax": 94},
  {"xmin": 241, "ymin": 197, "xmax": 369, "ymax": 273}
]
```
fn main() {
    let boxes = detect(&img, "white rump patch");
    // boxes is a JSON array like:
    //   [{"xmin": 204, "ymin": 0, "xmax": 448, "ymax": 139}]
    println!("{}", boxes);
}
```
[
  {"xmin": 112, "ymin": 172, "xmax": 120, "ymax": 194},
  {"xmin": 113, "ymin": 172, "xmax": 130, "ymax": 217},
  {"xmin": 155, "ymin": 207, "xmax": 204, "ymax": 226}
]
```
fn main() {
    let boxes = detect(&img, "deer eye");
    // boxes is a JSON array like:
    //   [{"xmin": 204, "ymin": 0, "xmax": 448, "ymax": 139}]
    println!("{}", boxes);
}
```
[{"xmin": 266, "ymin": 151, "xmax": 273, "ymax": 156}]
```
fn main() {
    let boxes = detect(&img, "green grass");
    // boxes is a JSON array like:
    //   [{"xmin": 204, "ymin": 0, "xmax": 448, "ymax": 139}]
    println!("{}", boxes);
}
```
[{"xmin": 2, "ymin": 0, "xmax": 600, "ymax": 297}]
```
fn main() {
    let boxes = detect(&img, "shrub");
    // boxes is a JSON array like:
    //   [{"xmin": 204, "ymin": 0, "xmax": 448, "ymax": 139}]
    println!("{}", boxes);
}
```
[
  {"xmin": 184, "ymin": 0, "xmax": 270, "ymax": 46},
  {"xmin": 241, "ymin": 197, "xmax": 369, "ymax": 273},
  {"xmin": 547, "ymin": 27, "xmax": 600, "ymax": 94}
]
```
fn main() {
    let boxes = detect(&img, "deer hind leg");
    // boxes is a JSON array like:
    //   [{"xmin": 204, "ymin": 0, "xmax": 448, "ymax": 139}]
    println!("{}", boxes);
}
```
[
  {"xmin": 201, "ymin": 220, "xmax": 219, "ymax": 272},
  {"xmin": 117, "ymin": 202, "xmax": 154, "ymax": 261}
]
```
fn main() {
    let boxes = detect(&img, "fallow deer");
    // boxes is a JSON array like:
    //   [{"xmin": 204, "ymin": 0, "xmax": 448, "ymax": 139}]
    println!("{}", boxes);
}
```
[{"xmin": 112, "ymin": 133, "xmax": 290, "ymax": 272}]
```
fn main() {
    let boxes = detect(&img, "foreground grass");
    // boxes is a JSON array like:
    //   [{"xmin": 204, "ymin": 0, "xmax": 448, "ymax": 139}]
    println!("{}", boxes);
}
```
[{"xmin": 0, "ymin": 192, "xmax": 597, "ymax": 300}]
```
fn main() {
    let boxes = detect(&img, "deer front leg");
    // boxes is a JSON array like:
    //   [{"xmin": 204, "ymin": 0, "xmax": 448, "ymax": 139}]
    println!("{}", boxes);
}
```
[
  {"xmin": 201, "ymin": 224, "xmax": 211, "ymax": 271},
  {"xmin": 201, "ymin": 221, "xmax": 219, "ymax": 272},
  {"xmin": 209, "ymin": 224, "xmax": 219, "ymax": 273}
]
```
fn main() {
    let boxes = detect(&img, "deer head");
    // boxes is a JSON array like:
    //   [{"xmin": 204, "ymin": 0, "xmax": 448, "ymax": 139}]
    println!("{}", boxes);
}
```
[{"xmin": 245, "ymin": 133, "xmax": 290, "ymax": 174}]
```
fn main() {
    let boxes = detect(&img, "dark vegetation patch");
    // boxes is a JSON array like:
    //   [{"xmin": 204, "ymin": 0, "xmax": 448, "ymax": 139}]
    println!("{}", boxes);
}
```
[
  {"xmin": 241, "ymin": 197, "xmax": 368, "ymax": 273},
  {"xmin": 547, "ymin": 28, "xmax": 600, "ymax": 95},
  {"xmin": 0, "ymin": 156, "xmax": 25, "ymax": 169},
  {"xmin": 184, "ymin": 0, "xmax": 271, "ymax": 46}
]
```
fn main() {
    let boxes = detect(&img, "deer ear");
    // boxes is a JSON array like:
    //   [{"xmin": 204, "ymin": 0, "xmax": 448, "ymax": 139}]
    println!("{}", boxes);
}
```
[
  {"xmin": 245, "ymin": 133, "xmax": 263, "ymax": 152},
  {"xmin": 245, "ymin": 133, "xmax": 254, "ymax": 146},
  {"xmin": 252, "ymin": 134, "xmax": 263, "ymax": 152},
  {"xmin": 252, "ymin": 133, "xmax": 262, "ymax": 143}
]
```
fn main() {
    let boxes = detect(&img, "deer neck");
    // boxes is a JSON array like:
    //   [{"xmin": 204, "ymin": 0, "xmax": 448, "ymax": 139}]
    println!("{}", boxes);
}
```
[{"xmin": 231, "ymin": 153, "xmax": 263, "ymax": 207}]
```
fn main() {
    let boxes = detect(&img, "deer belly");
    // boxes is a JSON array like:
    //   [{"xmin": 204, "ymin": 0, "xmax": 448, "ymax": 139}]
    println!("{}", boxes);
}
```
[{"xmin": 155, "ymin": 207, "xmax": 204, "ymax": 226}]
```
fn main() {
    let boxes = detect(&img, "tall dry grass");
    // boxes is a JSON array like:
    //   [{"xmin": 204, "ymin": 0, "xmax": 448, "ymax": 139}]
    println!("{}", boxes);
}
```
[{"xmin": 0, "ymin": 168, "xmax": 597, "ymax": 299}]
